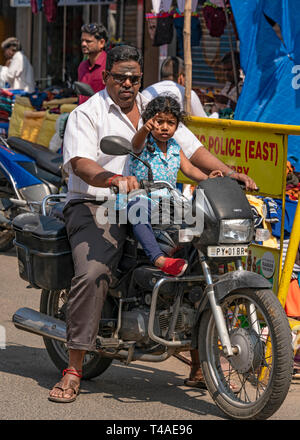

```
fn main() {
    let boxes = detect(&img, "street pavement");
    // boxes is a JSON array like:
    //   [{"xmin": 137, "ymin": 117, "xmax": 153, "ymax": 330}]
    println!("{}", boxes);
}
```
[{"xmin": 1, "ymin": 247, "xmax": 300, "ymax": 421}]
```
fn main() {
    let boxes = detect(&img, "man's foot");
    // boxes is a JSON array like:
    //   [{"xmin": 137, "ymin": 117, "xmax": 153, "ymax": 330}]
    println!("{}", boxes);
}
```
[
  {"xmin": 48, "ymin": 368, "xmax": 82, "ymax": 403},
  {"xmin": 155, "ymin": 257, "xmax": 188, "ymax": 276}
]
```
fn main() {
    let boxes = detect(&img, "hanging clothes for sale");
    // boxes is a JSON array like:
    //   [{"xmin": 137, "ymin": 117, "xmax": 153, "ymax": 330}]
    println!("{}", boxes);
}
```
[
  {"xmin": 43, "ymin": 0, "xmax": 58, "ymax": 23},
  {"xmin": 153, "ymin": 12, "xmax": 174, "ymax": 46},
  {"xmin": 30, "ymin": 0, "xmax": 38, "ymax": 13},
  {"xmin": 174, "ymin": 12, "xmax": 202, "ymax": 57},
  {"xmin": 149, "ymin": 0, "xmax": 174, "ymax": 47},
  {"xmin": 152, "ymin": 0, "xmax": 172, "ymax": 14},
  {"xmin": 202, "ymin": 2, "xmax": 227, "ymax": 38},
  {"xmin": 31, "ymin": 0, "xmax": 43, "ymax": 14}
]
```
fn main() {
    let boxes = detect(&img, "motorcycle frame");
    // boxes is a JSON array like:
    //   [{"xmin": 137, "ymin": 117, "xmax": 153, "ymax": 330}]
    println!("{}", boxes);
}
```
[{"xmin": 146, "ymin": 255, "xmax": 272, "ymax": 357}]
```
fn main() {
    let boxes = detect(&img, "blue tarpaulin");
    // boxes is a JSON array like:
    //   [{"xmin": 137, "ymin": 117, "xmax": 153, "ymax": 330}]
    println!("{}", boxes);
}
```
[{"xmin": 231, "ymin": 0, "xmax": 300, "ymax": 170}]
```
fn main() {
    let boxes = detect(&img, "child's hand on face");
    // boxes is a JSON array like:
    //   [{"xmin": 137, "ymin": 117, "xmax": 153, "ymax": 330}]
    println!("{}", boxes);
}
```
[{"xmin": 208, "ymin": 170, "xmax": 223, "ymax": 178}]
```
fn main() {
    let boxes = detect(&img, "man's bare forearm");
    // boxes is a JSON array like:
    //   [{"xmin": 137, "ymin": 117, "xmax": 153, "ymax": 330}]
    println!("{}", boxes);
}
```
[
  {"xmin": 190, "ymin": 147, "xmax": 258, "ymax": 190},
  {"xmin": 189, "ymin": 147, "xmax": 233, "ymax": 175},
  {"xmin": 70, "ymin": 157, "xmax": 116, "ymax": 187},
  {"xmin": 131, "ymin": 125, "xmax": 149, "ymax": 153}
]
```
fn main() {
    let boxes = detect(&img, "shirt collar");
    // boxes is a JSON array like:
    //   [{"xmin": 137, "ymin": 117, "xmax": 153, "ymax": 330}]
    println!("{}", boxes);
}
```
[
  {"xmin": 148, "ymin": 134, "xmax": 178, "ymax": 161},
  {"xmin": 87, "ymin": 50, "xmax": 106, "ymax": 70},
  {"xmin": 103, "ymin": 90, "xmax": 148, "ymax": 117}
]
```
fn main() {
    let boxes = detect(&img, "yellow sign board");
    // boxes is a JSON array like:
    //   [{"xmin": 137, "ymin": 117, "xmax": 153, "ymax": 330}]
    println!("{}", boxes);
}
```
[
  {"xmin": 184, "ymin": 118, "xmax": 288, "ymax": 197},
  {"xmin": 178, "ymin": 117, "xmax": 300, "ymax": 316}
]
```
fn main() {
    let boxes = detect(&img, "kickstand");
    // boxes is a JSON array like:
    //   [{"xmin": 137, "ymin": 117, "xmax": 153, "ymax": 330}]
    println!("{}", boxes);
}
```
[{"xmin": 173, "ymin": 353, "xmax": 192, "ymax": 366}]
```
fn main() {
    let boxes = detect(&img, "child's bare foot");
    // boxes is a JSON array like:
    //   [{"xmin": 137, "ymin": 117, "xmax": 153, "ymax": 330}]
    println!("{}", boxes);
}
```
[{"xmin": 155, "ymin": 256, "xmax": 188, "ymax": 276}]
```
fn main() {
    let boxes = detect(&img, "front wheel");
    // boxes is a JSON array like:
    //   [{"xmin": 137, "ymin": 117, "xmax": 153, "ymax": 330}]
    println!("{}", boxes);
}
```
[
  {"xmin": 40, "ymin": 289, "xmax": 113, "ymax": 380},
  {"xmin": 199, "ymin": 288, "xmax": 293, "ymax": 420}
]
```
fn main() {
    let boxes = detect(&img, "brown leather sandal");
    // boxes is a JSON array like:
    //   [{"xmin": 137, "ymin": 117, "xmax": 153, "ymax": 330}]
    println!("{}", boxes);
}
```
[{"xmin": 48, "ymin": 368, "xmax": 82, "ymax": 403}]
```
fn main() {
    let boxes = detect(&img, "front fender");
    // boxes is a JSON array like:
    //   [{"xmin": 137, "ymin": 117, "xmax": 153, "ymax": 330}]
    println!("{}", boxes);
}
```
[
  {"xmin": 191, "ymin": 270, "xmax": 272, "ymax": 348},
  {"xmin": 213, "ymin": 270, "xmax": 272, "ymax": 301}
]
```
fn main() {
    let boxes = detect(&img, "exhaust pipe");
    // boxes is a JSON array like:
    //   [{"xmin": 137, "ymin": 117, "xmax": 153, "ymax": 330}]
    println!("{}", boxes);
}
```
[
  {"xmin": 12, "ymin": 307, "xmax": 177, "ymax": 363},
  {"xmin": 12, "ymin": 307, "xmax": 67, "ymax": 342}
]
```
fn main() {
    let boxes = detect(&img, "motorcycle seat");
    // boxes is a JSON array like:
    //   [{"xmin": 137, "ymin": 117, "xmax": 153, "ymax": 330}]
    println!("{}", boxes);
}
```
[{"xmin": 7, "ymin": 136, "xmax": 63, "ymax": 177}]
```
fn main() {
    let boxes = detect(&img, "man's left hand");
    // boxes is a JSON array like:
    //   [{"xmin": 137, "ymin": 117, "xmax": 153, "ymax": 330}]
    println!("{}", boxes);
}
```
[{"xmin": 231, "ymin": 172, "xmax": 258, "ymax": 191}]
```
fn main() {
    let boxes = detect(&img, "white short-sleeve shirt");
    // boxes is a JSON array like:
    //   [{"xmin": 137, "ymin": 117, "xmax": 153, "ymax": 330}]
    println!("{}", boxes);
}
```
[
  {"xmin": 0, "ymin": 51, "xmax": 35, "ymax": 93},
  {"xmin": 142, "ymin": 80, "xmax": 207, "ymax": 118},
  {"xmin": 63, "ymin": 89, "xmax": 202, "ymax": 201}
]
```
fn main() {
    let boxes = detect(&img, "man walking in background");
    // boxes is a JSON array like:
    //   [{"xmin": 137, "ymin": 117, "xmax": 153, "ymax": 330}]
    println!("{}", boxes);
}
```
[
  {"xmin": 78, "ymin": 23, "xmax": 108, "ymax": 104},
  {"xmin": 0, "ymin": 37, "xmax": 35, "ymax": 93},
  {"xmin": 142, "ymin": 56, "xmax": 210, "ymax": 118}
]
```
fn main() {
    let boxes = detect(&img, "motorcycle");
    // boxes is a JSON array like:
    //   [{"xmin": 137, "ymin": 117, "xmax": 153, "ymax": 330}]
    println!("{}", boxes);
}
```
[
  {"xmin": 0, "ymin": 136, "xmax": 65, "ymax": 251},
  {"xmin": 12, "ymin": 136, "xmax": 293, "ymax": 420},
  {"xmin": 0, "ymin": 81, "xmax": 94, "ymax": 252}
]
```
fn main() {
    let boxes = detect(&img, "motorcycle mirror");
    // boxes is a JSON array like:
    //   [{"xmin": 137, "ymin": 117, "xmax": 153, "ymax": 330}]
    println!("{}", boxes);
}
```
[
  {"xmin": 100, "ymin": 136, "xmax": 133, "ymax": 156},
  {"xmin": 100, "ymin": 136, "xmax": 154, "ymax": 182},
  {"xmin": 73, "ymin": 81, "xmax": 95, "ymax": 97}
]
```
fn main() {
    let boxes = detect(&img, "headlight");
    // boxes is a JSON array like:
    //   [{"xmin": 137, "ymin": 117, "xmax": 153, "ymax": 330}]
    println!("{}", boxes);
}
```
[{"xmin": 219, "ymin": 219, "xmax": 253, "ymax": 244}]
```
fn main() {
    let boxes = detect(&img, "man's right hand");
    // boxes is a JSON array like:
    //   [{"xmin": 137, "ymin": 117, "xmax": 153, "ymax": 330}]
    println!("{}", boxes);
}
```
[{"xmin": 110, "ymin": 175, "xmax": 140, "ymax": 192}]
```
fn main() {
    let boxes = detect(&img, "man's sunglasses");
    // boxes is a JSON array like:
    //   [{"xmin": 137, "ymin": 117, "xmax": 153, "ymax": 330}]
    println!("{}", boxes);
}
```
[{"xmin": 107, "ymin": 72, "xmax": 143, "ymax": 85}]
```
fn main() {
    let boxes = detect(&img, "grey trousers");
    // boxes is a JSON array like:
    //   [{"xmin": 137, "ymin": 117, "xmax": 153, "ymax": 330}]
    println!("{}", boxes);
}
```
[{"xmin": 63, "ymin": 200, "xmax": 127, "ymax": 351}]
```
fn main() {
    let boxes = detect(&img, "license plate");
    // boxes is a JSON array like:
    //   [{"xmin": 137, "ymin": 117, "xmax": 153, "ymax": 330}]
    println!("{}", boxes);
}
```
[{"xmin": 207, "ymin": 245, "xmax": 248, "ymax": 257}]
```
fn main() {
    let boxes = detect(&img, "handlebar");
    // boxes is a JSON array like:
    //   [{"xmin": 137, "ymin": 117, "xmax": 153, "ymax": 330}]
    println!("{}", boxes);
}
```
[{"xmin": 111, "ymin": 179, "xmax": 178, "ymax": 195}]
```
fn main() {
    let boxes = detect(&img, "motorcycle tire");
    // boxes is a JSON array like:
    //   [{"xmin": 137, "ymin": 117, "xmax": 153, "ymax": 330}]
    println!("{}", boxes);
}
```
[
  {"xmin": 198, "ymin": 288, "xmax": 293, "ymax": 420},
  {"xmin": 40, "ymin": 289, "xmax": 114, "ymax": 380}
]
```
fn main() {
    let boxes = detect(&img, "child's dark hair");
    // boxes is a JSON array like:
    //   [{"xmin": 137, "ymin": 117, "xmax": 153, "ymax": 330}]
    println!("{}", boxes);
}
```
[{"xmin": 142, "ymin": 95, "xmax": 184, "ymax": 125}]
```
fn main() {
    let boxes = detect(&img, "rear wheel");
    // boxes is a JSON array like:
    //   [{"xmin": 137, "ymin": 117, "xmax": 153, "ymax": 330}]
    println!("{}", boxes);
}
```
[
  {"xmin": 199, "ymin": 288, "xmax": 293, "ymax": 420},
  {"xmin": 0, "ymin": 203, "xmax": 15, "ymax": 251},
  {"xmin": 40, "ymin": 289, "xmax": 113, "ymax": 380},
  {"xmin": 0, "ymin": 226, "xmax": 14, "ymax": 251}
]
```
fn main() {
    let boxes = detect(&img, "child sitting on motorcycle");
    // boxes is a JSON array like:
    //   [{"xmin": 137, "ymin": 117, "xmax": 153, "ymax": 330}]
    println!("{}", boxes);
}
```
[{"xmin": 123, "ymin": 95, "xmax": 222, "ymax": 276}]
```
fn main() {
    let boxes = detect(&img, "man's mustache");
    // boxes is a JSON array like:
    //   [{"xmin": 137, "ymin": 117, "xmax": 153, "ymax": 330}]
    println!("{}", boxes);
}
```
[{"xmin": 119, "ymin": 88, "xmax": 134, "ymax": 93}]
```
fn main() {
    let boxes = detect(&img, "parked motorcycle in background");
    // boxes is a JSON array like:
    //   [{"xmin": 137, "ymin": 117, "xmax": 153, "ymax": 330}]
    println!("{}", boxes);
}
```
[
  {"xmin": 0, "ymin": 81, "xmax": 94, "ymax": 251},
  {"xmin": 0, "ymin": 136, "xmax": 66, "ymax": 251},
  {"xmin": 12, "ymin": 136, "xmax": 294, "ymax": 420}
]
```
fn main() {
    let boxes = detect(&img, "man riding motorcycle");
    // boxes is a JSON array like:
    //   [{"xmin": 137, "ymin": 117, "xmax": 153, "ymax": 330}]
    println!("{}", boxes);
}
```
[{"xmin": 49, "ymin": 45, "xmax": 256, "ymax": 403}]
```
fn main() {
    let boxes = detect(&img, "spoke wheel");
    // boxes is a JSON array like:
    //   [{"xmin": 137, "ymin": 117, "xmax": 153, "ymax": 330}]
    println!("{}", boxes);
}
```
[{"xmin": 199, "ymin": 288, "xmax": 293, "ymax": 420}]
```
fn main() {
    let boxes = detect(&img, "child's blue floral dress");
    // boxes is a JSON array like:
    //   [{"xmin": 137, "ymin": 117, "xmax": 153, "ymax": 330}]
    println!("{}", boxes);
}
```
[
  {"xmin": 115, "ymin": 134, "xmax": 181, "ymax": 210},
  {"xmin": 129, "ymin": 133, "xmax": 181, "ymax": 186}
]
